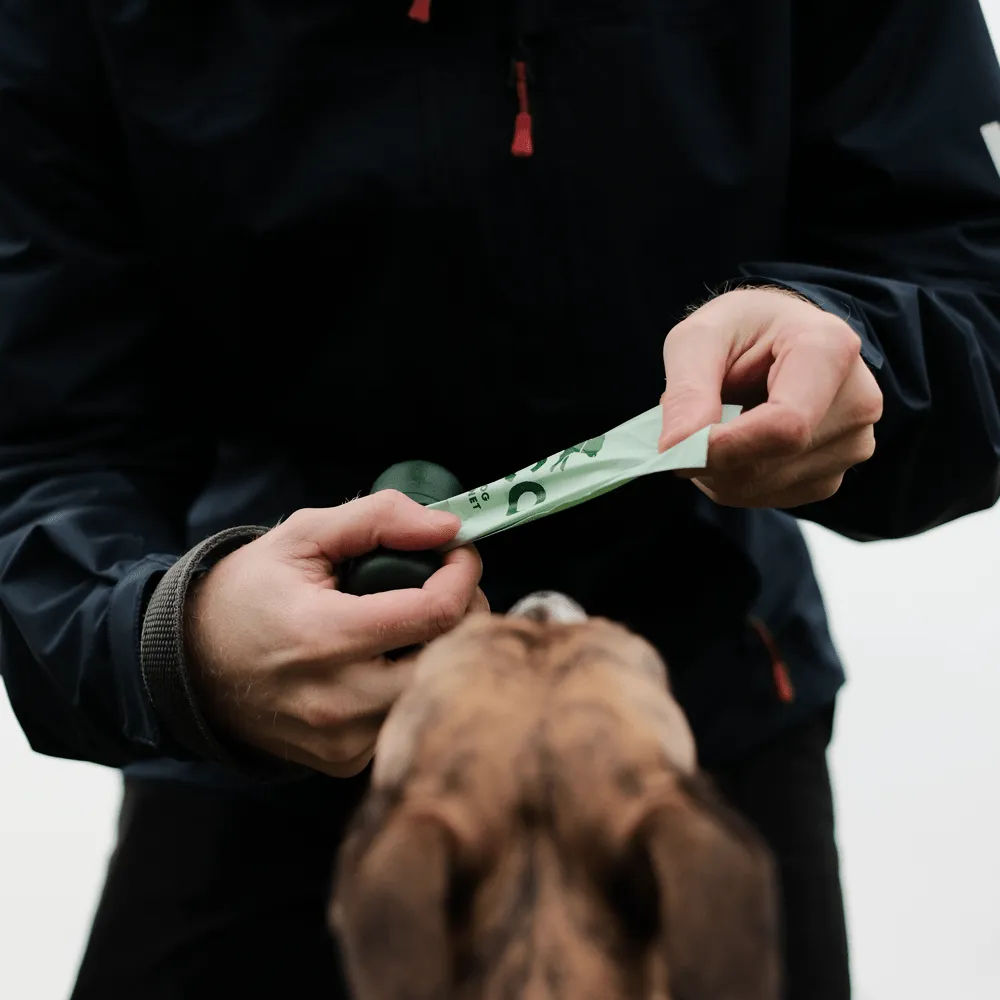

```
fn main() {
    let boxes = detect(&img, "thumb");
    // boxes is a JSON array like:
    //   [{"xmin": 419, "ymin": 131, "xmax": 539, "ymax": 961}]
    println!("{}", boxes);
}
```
[
  {"xmin": 283, "ymin": 491, "xmax": 462, "ymax": 561},
  {"xmin": 658, "ymin": 319, "xmax": 729, "ymax": 453}
]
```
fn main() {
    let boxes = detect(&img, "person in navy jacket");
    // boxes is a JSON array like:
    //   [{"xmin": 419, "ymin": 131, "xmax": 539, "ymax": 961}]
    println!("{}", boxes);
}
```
[{"xmin": 1, "ymin": 2, "xmax": 998, "ymax": 998}]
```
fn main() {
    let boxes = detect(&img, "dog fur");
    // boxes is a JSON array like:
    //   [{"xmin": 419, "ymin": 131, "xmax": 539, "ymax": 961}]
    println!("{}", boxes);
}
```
[{"xmin": 331, "ymin": 600, "xmax": 781, "ymax": 1000}]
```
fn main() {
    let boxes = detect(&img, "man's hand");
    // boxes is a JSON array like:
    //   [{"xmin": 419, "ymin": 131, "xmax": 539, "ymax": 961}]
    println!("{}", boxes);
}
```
[
  {"xmin": 659, "ymin": 287, "xmax": 883, "ymax": 509},
  {"xmin": 185, "ymin": 491, "xmax": 487, "ymax": 778}
]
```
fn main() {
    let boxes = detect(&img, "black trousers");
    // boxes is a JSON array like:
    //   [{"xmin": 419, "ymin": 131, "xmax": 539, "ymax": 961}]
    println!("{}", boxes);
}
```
[{"xmin": 71, "ymin": 704, "xmax": 850, "ymax": 1000}]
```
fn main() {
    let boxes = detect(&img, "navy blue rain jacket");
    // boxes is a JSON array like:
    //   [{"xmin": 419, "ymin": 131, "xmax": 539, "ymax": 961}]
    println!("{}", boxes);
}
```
[{"xmin": 1, "ymin": 0, "xmax": 999, "ymax": 784}]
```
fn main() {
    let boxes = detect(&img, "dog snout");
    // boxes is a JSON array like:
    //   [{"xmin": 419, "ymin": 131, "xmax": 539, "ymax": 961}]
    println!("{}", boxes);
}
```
[{"xmin": 507, "ymin": 590, "xmax": 587, "ymax": 624}]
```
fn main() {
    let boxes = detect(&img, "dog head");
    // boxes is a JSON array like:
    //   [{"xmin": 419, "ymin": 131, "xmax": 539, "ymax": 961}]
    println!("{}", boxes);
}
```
[{"xmin": 331, "ymin": 592, "xmax": 781, "ymax": 1000}]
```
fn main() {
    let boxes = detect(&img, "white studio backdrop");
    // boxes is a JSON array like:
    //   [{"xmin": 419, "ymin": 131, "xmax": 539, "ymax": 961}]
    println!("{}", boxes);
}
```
[{"xmin": 3, "ymin": 5, "xmax": 1000, "ymax": 998}]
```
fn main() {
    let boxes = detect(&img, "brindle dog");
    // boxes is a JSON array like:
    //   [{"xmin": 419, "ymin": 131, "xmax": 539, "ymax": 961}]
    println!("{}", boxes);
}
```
[{"xmin": 331, "ymin": 592, "xmax": 781, "ymax": 1000}]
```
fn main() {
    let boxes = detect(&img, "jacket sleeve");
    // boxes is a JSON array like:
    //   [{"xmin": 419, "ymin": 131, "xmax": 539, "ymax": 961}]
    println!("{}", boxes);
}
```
[
  {"xmin": 0, "ymin": 5, "xmax": 216, "ymax": 766},
  {"xmin": 741, "ymin": 0, "xmax": 1000, "ymax": 541}
]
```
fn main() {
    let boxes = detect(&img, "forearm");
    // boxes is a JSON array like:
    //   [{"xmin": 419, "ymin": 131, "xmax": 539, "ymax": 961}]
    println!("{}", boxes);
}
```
[{"xmin": 0, "ymin": 473, "xmax": 179, "ymax": 765}]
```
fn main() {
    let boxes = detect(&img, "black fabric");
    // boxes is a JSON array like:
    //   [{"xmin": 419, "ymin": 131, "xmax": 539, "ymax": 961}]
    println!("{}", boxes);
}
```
[
  {"xmin": 709, "ymin": 702, "xmax": 850, "ymax": 1000},
  {"xmin": 1, "ymin": 1, "xmax": 999, "ymax": 774},
  {"xmin": 70, "ymin": 703, "xmax": 847, "ymax": 1000}
]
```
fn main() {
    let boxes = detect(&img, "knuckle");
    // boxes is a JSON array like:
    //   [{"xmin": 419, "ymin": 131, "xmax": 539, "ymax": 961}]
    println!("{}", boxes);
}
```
[
  {"xmin": 281, "ymin": 507, "xmax": 319, "ymax": 534},
  {"xmin": 662, "ymin": 376, "xmax": 715, "ymax": 406},
  {"xmin": 771, "ymin": 410, "xmax": 812, "ymax": 454},
  {"xmin": 367, "ymin": 489, "xmax": 413, "ymax": 522},
  {"xmin": 846, "ymin": 400, "xmax": 880, "ymax": 430},
  {"xmin": 865, "ymin": 397, "xmax": 884, "ymax": 426},
  {"xmin": 841, "ymin": 329, "xmax": 862, "ymax": 355},
  {"xmin": 707, "ymin": 471, "xmax": 763, "ymax": 508},
  {"xmin": 323, "ymin": 730, "xmax": 376, "ymax": 767},
  {"xmin": 327, "ymin": 754, "xmax": 376, "ymax": 779},
  {"xmin": 374, "ymin": 488, "xmax": 405, "ymax": 510},
  {"xmin": 375, "ymin": 489, "xmax": 406, "ymax": 513},
  {"xmin": 840, "ymin": 369, "xmax": 883, "ymax": 429},
  {"xmin": 299, "ymin": 698, "xmax": 348, "ymax": 734},
  {"xmin": 816, "ymin": 315, "xmax": 861, "ymax": 354},
  {"xmin": 663, "ymin": 318, "xmax": 724, "ymax": 366},
  {"xmin": 668, "ymin": 315, "xmax": 714, "ymax": 344},
  {"xmin": 856, "ymin": 384, "xmax": 884, "ymax": 426},
  {"xmin": 429, "ymin": 592, "xmax": 467, "ymax": 637},
  {"xmin": 850, "ymin": 428, "xmax": 877, "ymax": 465},
  {"xmin": 811, "ymin": 474, "xmax": 845, "ymax": 503}
]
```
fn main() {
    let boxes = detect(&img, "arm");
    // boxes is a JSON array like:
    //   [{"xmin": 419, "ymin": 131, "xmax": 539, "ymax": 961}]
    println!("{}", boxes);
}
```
[
  {"xmin": 0, "ymin": 5, "xmax": 485, "ymax": 778},
  {"xmin": 743, "ymin": 0, "xmax": 1000, "ymax": 540},
  {"xmin": 0, "ymin": 3, "xmax": 216, "ymax": 766}
]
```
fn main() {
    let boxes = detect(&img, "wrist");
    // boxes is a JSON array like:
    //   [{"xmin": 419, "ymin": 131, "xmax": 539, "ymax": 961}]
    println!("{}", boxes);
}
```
[
  {"xmin": 180, "ymin": 568, "xmax": 250, "ymax": 753},
  {"xmin": 181, "ymin": 572, "xmax": 222, "ymax": 724},
  {"xmin": 140, "ymin": 525, "xmax": 298, "ymax": 779}
]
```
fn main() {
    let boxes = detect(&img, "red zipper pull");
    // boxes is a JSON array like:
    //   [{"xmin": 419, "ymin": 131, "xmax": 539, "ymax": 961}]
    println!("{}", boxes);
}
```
[
  {"xmin": 511, "ymin": 60, "xmax": 534, "ymax": 158},
  {"xmin": 408, "ymin": 0, "xmax": 431, "ymax": 23},
  {"xmin": 772, "ymin": 660, "xmax": 795, "ymax": 704},
  {"xmin": 750, "ymin": 617, "xmax": 796, "ymax": 704}
]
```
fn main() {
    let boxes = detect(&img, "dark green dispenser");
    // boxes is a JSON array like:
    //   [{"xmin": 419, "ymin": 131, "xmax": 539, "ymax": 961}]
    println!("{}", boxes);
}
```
[{"xmin": 341, "ymin": 461, "xmax": 464, "ymax": 596}]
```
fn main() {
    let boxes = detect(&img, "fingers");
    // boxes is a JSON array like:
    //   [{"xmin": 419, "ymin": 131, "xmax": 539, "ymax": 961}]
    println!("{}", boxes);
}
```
[
  {"xmin": 468, "ymin": 587, "xmax": 491, "ymax": 616},
  {"xmin": 272, "ymin": 576, "xmax": 490, "ymax": 778},
  {"xmin": 424, "ymin": 543, "xmax": 484, "ymax": 621},
  {"xmin": 261, "ymin": 657, "xmax": 417, "ymax": 777},
  {"xmin": 195, "ymin": 494, "xmax": 485, "ymax": 780},
  {"xmin": 318, "ymin": 543, "xmax": 484, "ymax": 659},
  {"xmin": 660, "ymin": 289, "xmax": 880, "ymax": 514},
  {"xmin": 706, "ymin": 321, "xmax": 862, "ymax": 472},
  {"xmin": 281, "ymin": 491, "xmax": 462, "ymax": 561},
  {"xmin": 658, "ymin": 317, "xmax": 730, "ymax": 452},
  {"xmin": 691, "ymin": 423, "xmax": 876, "ymax": 508},
  {"xmin": 263, "ymin": 735, "xmax": 380, "ymax": 780},
  {"xmin": 224, "ymin": 700, "xmax": 383, "ymax": 779},
  {"xmin": 311, "ymin": 748, "xmax": 379, "ymax": 780},
  {"xmin": 658, "ymin": 287, "xmax": 791, "ymax": 452},
  {"xmin": 688, "ymin": 352, "xmax": 881, "ymax": 508},
  {"xmin": 322, "ymin": 657, "xmax": 420, "ymax": 717}
]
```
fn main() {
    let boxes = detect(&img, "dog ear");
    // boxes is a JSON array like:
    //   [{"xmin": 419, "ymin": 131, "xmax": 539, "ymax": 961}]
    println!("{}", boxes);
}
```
[
  {"xmin": 629, "ymin": 774, "xmax": 782, "ymax": 1000},
  {"xmin": 334, "ymin": 799, "xmax": 455, "ymax": 1000}
]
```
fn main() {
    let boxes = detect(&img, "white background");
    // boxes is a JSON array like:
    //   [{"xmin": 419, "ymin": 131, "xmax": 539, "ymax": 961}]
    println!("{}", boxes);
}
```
[{"xmin": 3, "ymin": 5, "xmax": 1000, "ymax": 998}]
